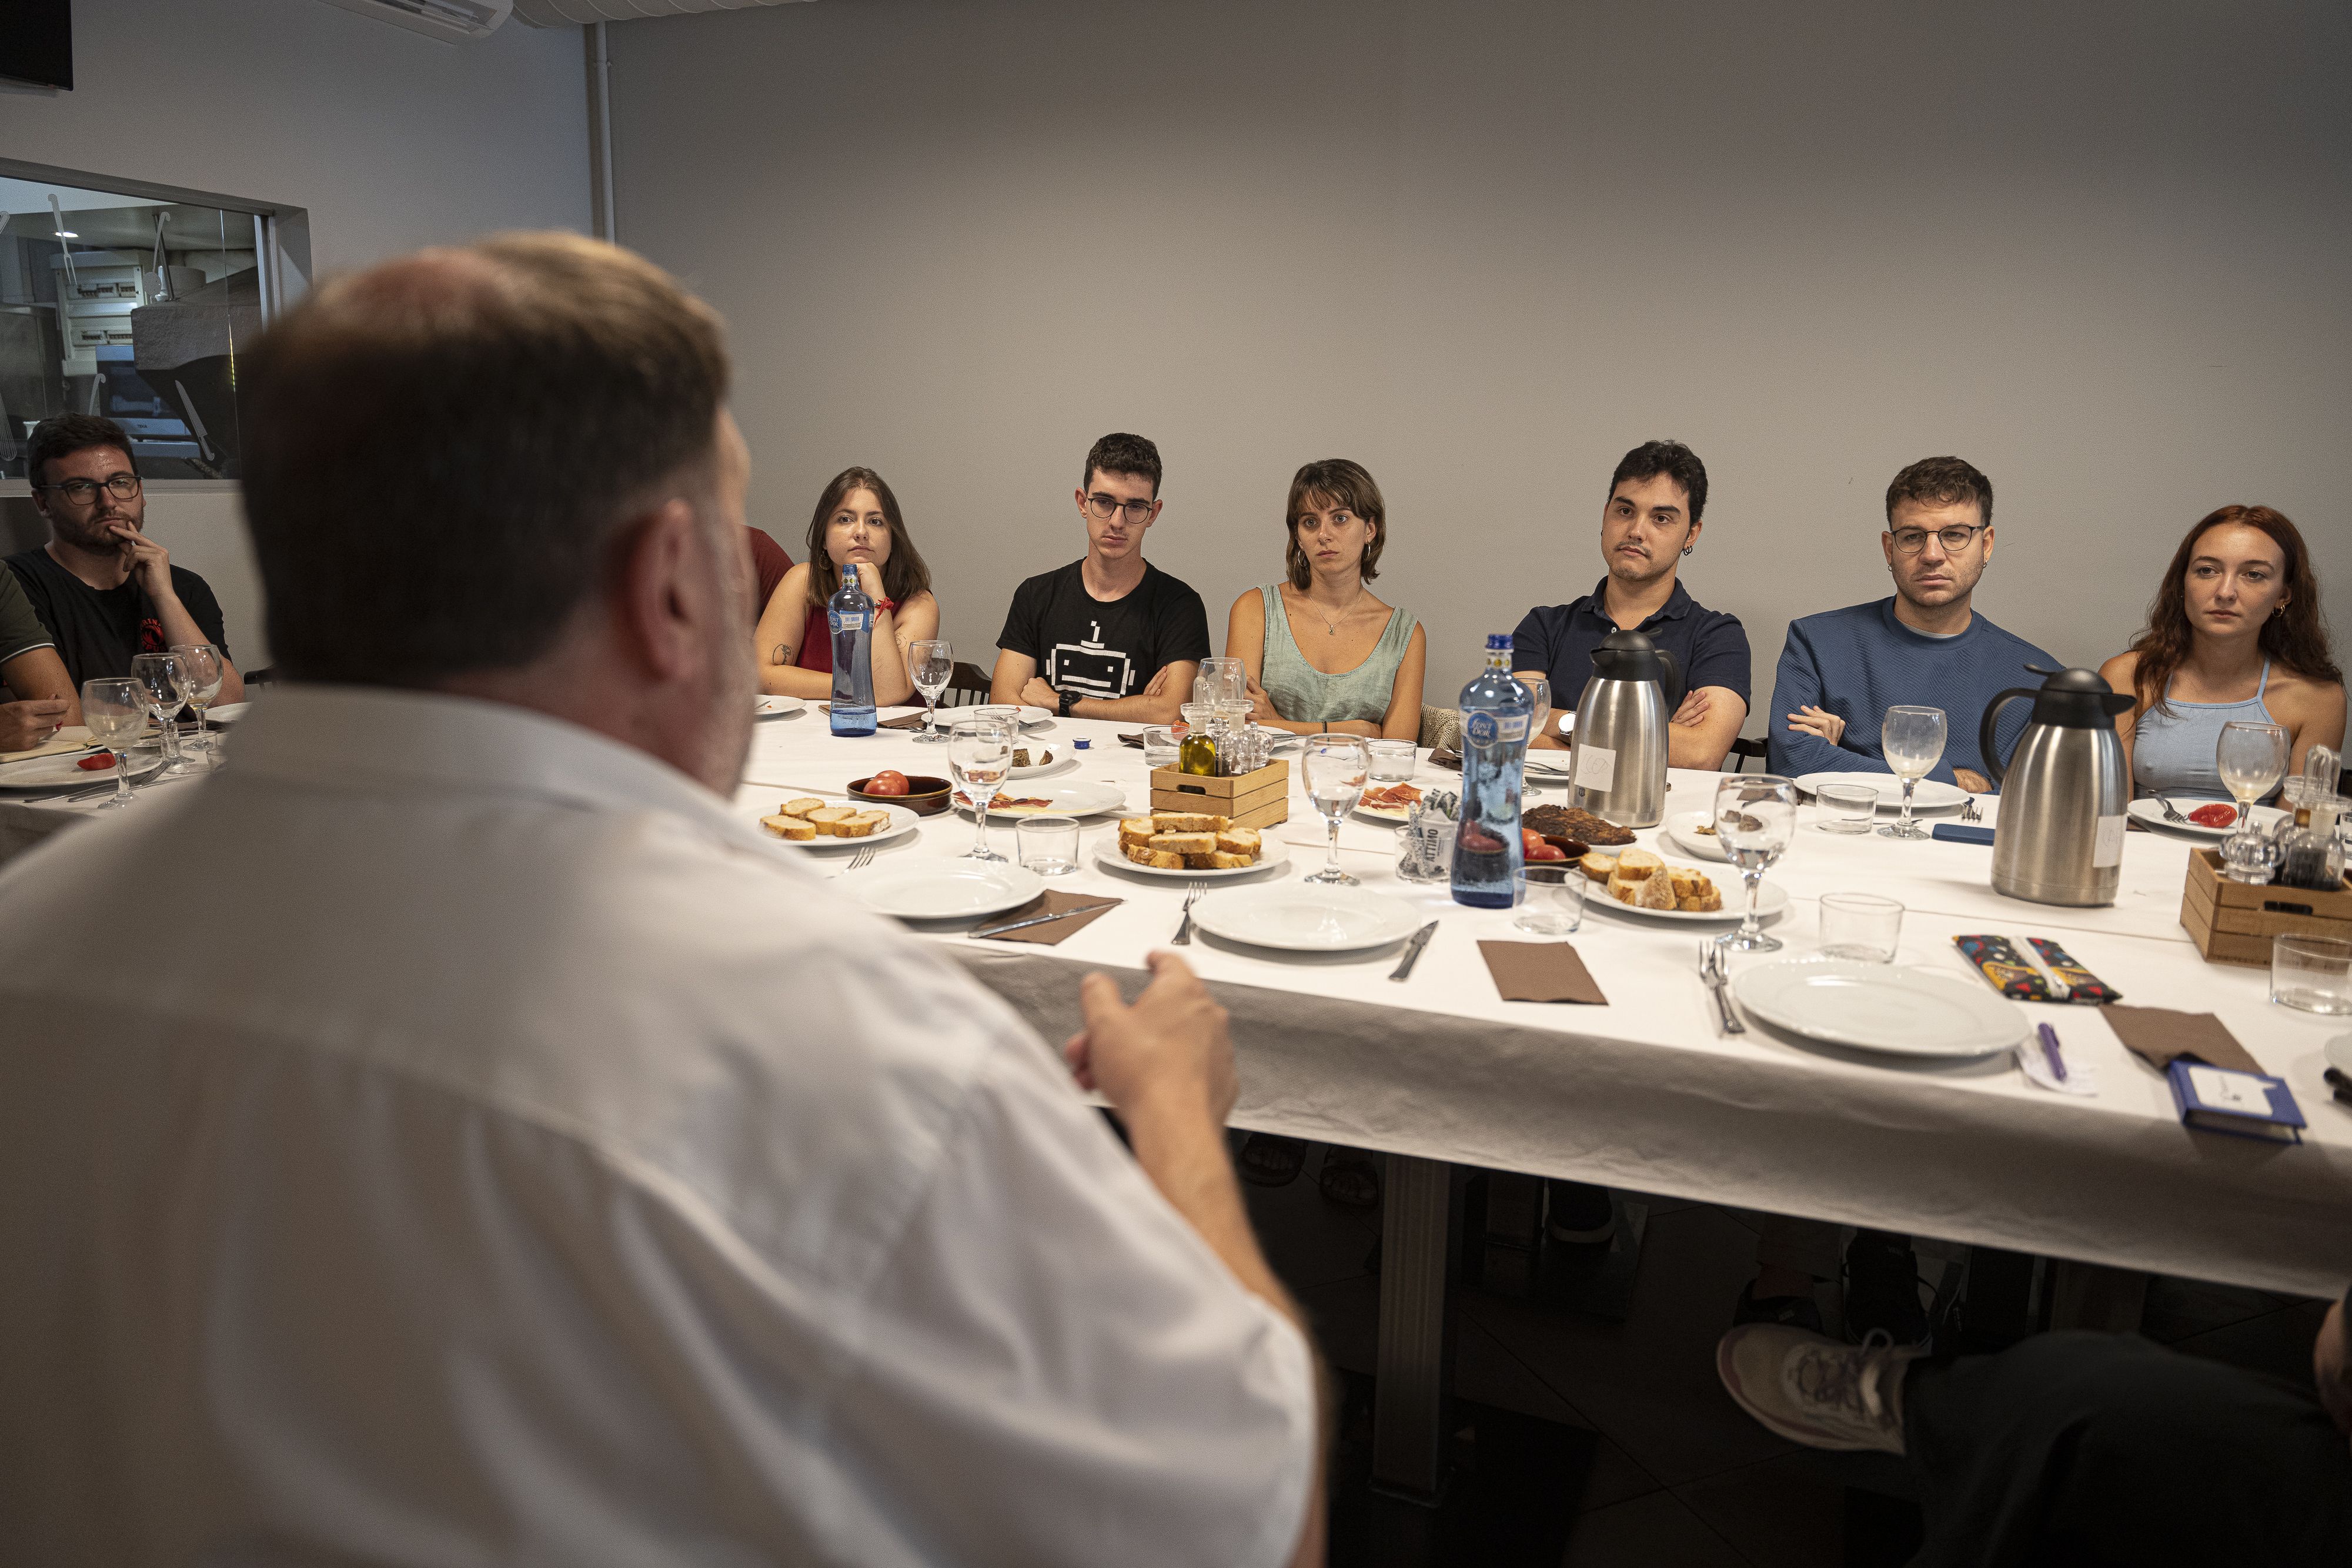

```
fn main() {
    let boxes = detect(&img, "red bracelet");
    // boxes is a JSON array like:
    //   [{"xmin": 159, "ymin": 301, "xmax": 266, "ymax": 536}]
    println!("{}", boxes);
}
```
[{"xmin": 874, "ymin": 597, "xmax": 898, "ymax": 615}]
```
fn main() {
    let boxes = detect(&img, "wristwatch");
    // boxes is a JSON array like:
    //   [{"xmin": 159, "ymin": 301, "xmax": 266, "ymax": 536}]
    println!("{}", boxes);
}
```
[{"xmin": 1058, "ymin": 687, "xmax": 1078, "ymax": 718}]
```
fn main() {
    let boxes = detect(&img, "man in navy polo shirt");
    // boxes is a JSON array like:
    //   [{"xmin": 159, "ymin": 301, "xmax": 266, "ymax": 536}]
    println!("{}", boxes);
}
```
[{"xmin": 1514, "ymin": 439, "xmax": 1752, "ymax": 772}]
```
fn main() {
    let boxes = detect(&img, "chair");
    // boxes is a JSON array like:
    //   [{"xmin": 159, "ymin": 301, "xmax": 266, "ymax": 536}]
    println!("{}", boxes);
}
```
[
  {"xmin": 937, "ymin": 661, "xmax": 994, "ymax": 708},
  {"xmin": 1727, "ymin": 735, "xmax": 1768, "ymax": 773}
]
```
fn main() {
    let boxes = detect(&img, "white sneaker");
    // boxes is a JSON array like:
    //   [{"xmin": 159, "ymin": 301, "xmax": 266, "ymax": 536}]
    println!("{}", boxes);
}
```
[{"xmin": 1716, "ymin": 1323, "xmax": 1922, "ymax": 1453}]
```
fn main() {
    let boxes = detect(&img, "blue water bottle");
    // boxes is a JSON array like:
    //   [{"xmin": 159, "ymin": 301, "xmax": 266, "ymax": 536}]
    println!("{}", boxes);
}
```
[
  {"xmin": 828, "ymin": 567, "xmax": 877, "ymax": 737},
  {"xmin": 1451, "ymin": 633, "xmax": 1532, "ymax": 908}
]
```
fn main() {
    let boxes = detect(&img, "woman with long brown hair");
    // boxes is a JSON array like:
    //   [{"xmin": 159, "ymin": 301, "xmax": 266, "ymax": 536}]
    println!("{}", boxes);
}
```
[
  {"xmin": 754, "ymin": 466, "xmax": 940, "ymax": 704},
  {"xmin": 2099, "ymin": 505, "xmax": 2343, "ymax": 798}
]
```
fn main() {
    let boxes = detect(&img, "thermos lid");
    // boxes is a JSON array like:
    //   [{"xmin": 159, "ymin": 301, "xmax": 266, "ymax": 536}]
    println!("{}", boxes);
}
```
[
  {"xmin": 1589, "ymin": 628, "xmax": 1672, "ymax": 683},
  {"xmin": 2021, "ymin": 664, "xmax": 2134, "ymax": 729}
]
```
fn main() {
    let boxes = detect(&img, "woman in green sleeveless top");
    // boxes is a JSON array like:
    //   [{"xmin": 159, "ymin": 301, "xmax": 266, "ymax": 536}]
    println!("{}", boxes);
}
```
[
  {"xmin": 1225, "ymin": 459, "xmax": 1426, "ymax": 1208},
  {"xmin": 1223, "ymin": 459, "xmax": 1426, "ymax": 741}
]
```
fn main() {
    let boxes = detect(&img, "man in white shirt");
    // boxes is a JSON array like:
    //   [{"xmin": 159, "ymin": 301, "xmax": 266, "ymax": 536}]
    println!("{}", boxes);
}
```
[{"xmin": 0, "ymin": 235, "xmax": 1324, "ymax": 1566}]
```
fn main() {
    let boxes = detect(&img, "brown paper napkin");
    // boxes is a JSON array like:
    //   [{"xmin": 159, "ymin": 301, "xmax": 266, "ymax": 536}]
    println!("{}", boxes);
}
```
[
  {"xmin": 970, "ymin": 891, "xmax": 1123, "ymax": 944},
  {"xmin": 1479, "ymin": 940, "xmax": 1608, "ymax": 1004},
  {"xmin": 2103, "ymin": 1005, "xmax": 2263, "ymax": 1075}
]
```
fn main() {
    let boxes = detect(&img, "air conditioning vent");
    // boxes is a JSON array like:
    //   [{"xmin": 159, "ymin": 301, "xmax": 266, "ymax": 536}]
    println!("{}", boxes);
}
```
[{"xmin": 313, "ymin": 0, "xmax": 513, "ymax": 42}]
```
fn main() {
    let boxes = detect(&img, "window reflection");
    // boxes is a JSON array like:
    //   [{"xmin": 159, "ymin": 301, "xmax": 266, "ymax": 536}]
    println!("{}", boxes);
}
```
[{"xmin": 0, "ymin": 176, "xmax": 265, "ymax": 480}]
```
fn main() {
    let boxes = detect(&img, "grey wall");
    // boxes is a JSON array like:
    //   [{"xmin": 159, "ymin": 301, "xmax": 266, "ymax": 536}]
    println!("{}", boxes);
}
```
[
  {"xmin": 610, "ymin": 0, "xmax": 2351, "ymax": 726},
  {"xmin": 0, "ymin": 0, "xmax": 594, "ymax": 669}
]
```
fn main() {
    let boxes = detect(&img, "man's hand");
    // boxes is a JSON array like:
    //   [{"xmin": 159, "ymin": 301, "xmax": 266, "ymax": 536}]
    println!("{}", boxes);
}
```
[
  {"xmin": 1672, "ymin": 688, "xmax": 1712, "ymax": 728},
  {"xmin": 1144, "ymin": 667, "xmax": 1170, "ymax": 699},
  {"xmin": 1064, "ymin": 952, "xmax": 1236, "ymax": 1126},
  {"xmin": 2317, "ymin": 1298, "xmax": 2352, "ymax": 1437},
  {"xmin": 0, "ymin": 697, "xmax": 70, "ymax": 751},
  {"xmin": 107, "ymin": 522, "xmax": 176, "ymax": 601},
  {"xmin": 1020, "ymin": 676, "xmax": 1060, "ymax": 710},
  {"xmin": 1786, "ymin": 704, "xmax": 1845, "ymax": 745},
  {"xmin": 1953, "ymin": 767, "xmax": 1992, "ymax": 794}
]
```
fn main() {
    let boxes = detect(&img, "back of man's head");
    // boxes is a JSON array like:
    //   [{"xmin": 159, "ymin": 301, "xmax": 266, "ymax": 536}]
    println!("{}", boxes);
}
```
[{"xmin": 241, "ymin": 233, "xmax": 730, "ymax": 686}]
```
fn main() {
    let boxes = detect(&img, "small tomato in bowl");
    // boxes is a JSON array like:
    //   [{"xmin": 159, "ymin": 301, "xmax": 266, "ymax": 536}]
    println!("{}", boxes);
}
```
[{"xmin": 864, "ymin": 770, "xmax": 910, "ymax": 797}]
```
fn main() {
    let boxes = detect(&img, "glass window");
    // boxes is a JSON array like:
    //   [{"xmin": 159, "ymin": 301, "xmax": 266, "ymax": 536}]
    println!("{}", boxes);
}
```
[{"xmin": 0, "ymin": 174, "xmax": 269, "ymax": 482}]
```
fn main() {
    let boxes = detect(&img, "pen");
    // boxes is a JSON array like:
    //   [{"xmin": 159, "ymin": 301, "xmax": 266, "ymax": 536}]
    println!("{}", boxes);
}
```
[{"xmin": 2037, "ymin": 1021, "xmax": 2069, "ymax": 1083}]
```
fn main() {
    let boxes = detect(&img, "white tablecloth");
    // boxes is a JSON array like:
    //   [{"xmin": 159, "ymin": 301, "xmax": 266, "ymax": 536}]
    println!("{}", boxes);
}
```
[{"xmin": 739, "ymin": 707, "xmax": 2352, "ymax": 1300}]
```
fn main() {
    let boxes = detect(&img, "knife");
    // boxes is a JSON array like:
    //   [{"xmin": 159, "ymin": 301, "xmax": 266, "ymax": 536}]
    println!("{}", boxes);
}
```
[
  {"xmin": 1388, "ymin": 921, "xmax": 1439, "ymax": 981},
  {"xmin": 970, "ymin": 902, "xmax": 1119, "ymax": 940}
]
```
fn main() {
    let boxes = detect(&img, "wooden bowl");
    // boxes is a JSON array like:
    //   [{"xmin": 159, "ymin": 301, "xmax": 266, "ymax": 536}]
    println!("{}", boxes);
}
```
[{"xmin": 848, "ymin": 774, "xmax": 953, "ymax": 815}]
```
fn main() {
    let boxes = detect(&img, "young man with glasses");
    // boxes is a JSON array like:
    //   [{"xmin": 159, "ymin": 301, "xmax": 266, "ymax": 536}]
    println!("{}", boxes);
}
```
[
  {"xmin": 9, "ymin": 414, "xmax": 245, "ymax": 703},
  {"xmin": 990, "ymin": 432, "xmax": 1209, "ymax": 723},
  {"xmin": 1765, "ymin": 455, "xmax": 2053, "ymax": 794}
]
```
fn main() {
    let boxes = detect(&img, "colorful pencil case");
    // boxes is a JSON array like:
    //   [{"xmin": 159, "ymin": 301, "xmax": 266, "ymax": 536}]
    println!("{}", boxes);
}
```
[{"xmin": 1952, "ymin": 934, "xmax": 2123, "ymax": 1005}]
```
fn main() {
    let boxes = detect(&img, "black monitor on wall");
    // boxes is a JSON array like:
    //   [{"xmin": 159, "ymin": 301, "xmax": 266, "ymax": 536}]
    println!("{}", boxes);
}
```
[{"xmin": 1, "ymin": 1, "xmax": 74, "ymax": 91}]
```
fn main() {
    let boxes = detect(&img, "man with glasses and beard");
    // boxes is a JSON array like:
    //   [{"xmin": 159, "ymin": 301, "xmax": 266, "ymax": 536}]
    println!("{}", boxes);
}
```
[
  {"xmin": 990, "ymin": 432, "xmax": 1210, "ymax": 724},
  {"xmin": 1765, "ymin": 454, "xmax": 2052, "ymax": 794},
  {"xmin": 9, "ymin": 414, "xmax": 246, "ymax": 702}
]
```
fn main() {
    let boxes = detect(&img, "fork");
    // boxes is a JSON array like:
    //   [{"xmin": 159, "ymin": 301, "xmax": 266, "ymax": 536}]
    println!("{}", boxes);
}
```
[
  {"xmin": 1960, "ymin": 797, "xmax": 1983, "ymax": 823},
  {"xmin": 1699, "ymin": 941, "xmax": 1745, "ymax": 1035},
  {"xmin": 844, "ymin": 847, "xmax": 877, "ymax": 873},
  {"xmin": 1171, "ymin": 881, "xmax": 1206, "ymax": 945},
  {"xmin": 2157, "ymin": 796, "xmax": 2190, "ymax": 825}
]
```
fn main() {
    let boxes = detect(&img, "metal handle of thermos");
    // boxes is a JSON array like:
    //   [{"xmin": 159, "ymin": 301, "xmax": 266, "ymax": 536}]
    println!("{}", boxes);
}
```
[{"xmin": 1977, "ymin": 689, "xmax": 2036, "ymax": 793}]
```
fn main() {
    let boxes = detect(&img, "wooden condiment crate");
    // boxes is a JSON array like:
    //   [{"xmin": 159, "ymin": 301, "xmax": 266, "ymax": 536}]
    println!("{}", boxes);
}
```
[
  {"xmin": 2180, "ymin": 847, "xmax": 2352, "ymax": 967},
  {"xmin": 1150, "ymin": 760, "xmax": 1290, "ymax": 831}
]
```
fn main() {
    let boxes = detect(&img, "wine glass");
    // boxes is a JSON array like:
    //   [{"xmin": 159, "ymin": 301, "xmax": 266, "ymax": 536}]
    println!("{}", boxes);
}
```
[
  {"xmin": 79, "ymin": 677, "xmax": 148, "ymax": 810},
  {"xmin": 170, "ymin": 643, "xmax": 226, "ymax": 763},
  {"xmin": 1521, "ymin": 674, "xmax": 1552, "ymax": 754},
  {"xmin": 1195, "ymin": 657, "xmax": 1247, "ymax": 706},
  {"xmin": 1876, "ymin": 705, "xmax": 1947, "ymax": 840},
  {"xmin": 948, "ymin": 714, "xmax": 1014, "ymax": 862},
  {"xmin": 2216, "ymin": 719, "xmax": 2290, "ymax": 882},
  {"xmin": 1714, "ymin": 773, "xmax": 1797, "ymax": 952},
  {"xmin": 1301, "ymin": 734, "xmax": 1371, "ymax": 885},
  {"xmin": 910, "ymin": 639, "xmax": 953, "ymax": 743},
  {"xmin": 130, "ymin": 651, "xmax": 189, "ymax": 774}
]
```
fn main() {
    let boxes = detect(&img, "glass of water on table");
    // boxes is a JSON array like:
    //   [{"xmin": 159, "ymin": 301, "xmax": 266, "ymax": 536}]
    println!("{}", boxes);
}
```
[
  {"xmin": 910, "ymin": 639, "xmax": 953, "ymax": 743},
  {"xmin": 170, "ymin": 642, "xmax": 226, "ymax": 764},
  {"xmin": 130, "ymin": 651, "xmax": 191, "ymax": 774},
  {"xmin": 948, "ymin": 714, "xmax": 1014, "ymax": 862},
  {"xmin": 1715, "ymin": 773, "xmax": 1798, "ymax": 952},
  {"xmin": 79, "ymin": 677, "xmax": 149, "ymax": 809},
  {"xmin": 1301, "ymin": 734, "xmax": 1371, "ymax": 887},
  {"xmin": 1877, "ymin": 705, "xmax": 1947, "ymax": 840}
]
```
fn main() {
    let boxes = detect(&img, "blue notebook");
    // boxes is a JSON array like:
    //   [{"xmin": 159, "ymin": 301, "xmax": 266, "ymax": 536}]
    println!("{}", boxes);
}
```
[{"xmin": 2166, "ymin": 1059, "xmax": 2305, "ymax": 1144}]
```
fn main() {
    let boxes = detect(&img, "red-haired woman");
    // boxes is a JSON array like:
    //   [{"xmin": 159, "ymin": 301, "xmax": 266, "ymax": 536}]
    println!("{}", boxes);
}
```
[{"xmin": 2099, "ymin": 506, "xmax": 2343, "ymax": 799}]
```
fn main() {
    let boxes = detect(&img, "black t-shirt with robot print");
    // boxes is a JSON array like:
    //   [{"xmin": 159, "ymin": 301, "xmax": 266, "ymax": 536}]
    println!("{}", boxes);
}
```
[{"xmin": 997, "ymin": 560, "xmax": 1211, "ymax": 701}]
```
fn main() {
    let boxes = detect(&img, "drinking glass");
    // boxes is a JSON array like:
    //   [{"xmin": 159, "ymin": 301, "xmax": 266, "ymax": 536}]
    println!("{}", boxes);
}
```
[
  {"xmin": 1514, "ymin": 862, "xmax": 1585, "ymax": 934},
  {"xmin": 2270, "ymin": 934, "xmax": 2352, "ymax": 1015},
  {"xmin": 130, "ymin": 651, "xmax": 188, "ymax": 773},
  {"xmin": 79, "ymin": 677, "xmax": 148, "ymax": 810},
  {"xmin": 1140, "ymin": 726, "xmax": 1180, "ymax": 770},
  {"xmin": 1815, "ymin": 783, "xmax": 1879, "ymax": 833},
  {"xmin": 1819, "ymin": 892, "xmax": 1903, "ymax": 962},
  {"xmin": 1715, "ymin": 773, "xmax": 1798, "ymax": 952},
  {"xmin": 1015, "ymin": 815, "xmax": 1080, "ymax": 877},
  {"xmin": 910, "ymin": 639, "xmax": 953, "ymax": 743},
  {"xmin": 948, "ymin": 716, "xmax": 1014, "ymax": 862},
  {"xmin": 169, "ymin": 643, "xmax": 225, "ymax": 764},
  {"xmin": 2216, "ymin": 720, "xmax": 2290, "ymax": 882},
  {"xmin": 1520, "ymin": 674, "xmax": 1552, "ymax": 749},
  {"xmin": 1301, "ymin": 734, "xmax": 1371, "ymax": 886},
  {"xmin": 1877, "ymin": 706, "xmax": 1948, "ymax": 840},
  {"xmin": 1368, "ymin": 738, "xmax": 1416, "ymax": 784},
  {"xmin": 1195, "ymin": 657, "xmax": 1247, "ymax": 706}
]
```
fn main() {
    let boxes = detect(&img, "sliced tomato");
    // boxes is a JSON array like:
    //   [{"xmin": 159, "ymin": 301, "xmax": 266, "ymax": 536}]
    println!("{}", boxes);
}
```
[
  {"xmin": 2187, "ymin": 803, "xmax": 2237, "ymax": 828},
  {"xmin": 76, "ymin": 753, "xmax": 115, "ymax": 771}
]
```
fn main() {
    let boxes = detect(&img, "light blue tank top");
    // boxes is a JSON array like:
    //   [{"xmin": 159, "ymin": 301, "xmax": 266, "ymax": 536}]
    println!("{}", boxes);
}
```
[
  {"xmin": 2132, "ymin": 661, "xmax": 2275, "ymax": 799},
  {"xmin": 1257, "ymin": 584, "xmax": 1416, "ymax": 726}
]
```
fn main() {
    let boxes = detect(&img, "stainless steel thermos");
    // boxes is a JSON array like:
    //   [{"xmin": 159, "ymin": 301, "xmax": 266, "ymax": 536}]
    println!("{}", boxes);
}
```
[{"xmin": 1980, "ymin": 666, "xmax": 2133, "ymax": 907}]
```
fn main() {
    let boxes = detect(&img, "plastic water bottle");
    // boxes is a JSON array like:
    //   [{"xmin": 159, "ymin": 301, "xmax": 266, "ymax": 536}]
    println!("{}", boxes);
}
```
[
  {"xmin": 1451, "ymin": 633, "xmax": 1532, "ymax": 908},
  {"xmin": 828, "ymin": 568, "xmax": 877, "ymax": 737}
]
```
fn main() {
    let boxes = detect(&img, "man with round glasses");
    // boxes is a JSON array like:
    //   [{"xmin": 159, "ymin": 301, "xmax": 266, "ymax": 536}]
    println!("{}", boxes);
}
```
[
  {"xmin": 990, "ymin": 431, "xmax": 1209, "ymax": 722},
  {"xmin": 9, "ymin": 414, "xmax": 246, "ymax": 703},
  {"xmin": 1765, "ymin": 454, "xmax": 2052, "ymax": 795}
]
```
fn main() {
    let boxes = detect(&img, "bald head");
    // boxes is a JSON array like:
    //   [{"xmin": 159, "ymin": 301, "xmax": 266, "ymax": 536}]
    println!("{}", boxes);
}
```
[{"xmin": 240, "ymin": 232, "xmax": 732, "ymax": 686}]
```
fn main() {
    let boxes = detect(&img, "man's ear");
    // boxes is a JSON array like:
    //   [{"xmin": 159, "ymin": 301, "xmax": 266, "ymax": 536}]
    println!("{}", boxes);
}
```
[
  {"xmin": 1683, "ymin": 519, "xmax": 1704, "ymax": 556},
  {"xmin": 610, "ymin": 497, "xmax": 703, "ymax": 681}
]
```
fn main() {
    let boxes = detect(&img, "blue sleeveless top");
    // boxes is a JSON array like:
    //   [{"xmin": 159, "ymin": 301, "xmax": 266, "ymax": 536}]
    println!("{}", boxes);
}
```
[{"xmin": 2131, "ymin": 661, "xmax": 2276, "ymax": 798}]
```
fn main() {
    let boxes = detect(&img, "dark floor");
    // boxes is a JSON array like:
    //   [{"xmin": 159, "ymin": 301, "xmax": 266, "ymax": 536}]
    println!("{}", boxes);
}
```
[{"xmin": 1237, "ymin": 1141, "xmax": 2330, "ymax": 1567}]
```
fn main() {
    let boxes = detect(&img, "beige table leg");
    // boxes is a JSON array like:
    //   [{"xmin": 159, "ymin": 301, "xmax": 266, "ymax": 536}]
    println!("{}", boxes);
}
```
[
  {"xmin": 2047, "ymin": 1259, "xmax": 2150, "ymax": 1332},
  {"xmin": 1371, "ymin": 1154, "xmax": 1462, "ymax": 1503}
]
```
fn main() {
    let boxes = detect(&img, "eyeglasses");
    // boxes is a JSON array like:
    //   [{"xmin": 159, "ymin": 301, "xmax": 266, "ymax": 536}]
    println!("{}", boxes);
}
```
[
  {"xmin": 1889, "ymin": 523, "xmax": 1986, "ymax": 555},
  {"xmin": 35, "ymin": 473, "xmax": 141, "ymax": 504},
  {"xmin": 1083, "ymin": 493, "xmax": 1155, "ymax": 524}
]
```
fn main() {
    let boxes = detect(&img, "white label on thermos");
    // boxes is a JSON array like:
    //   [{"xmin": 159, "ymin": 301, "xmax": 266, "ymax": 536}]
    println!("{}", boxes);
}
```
[
  {"xmin": 1575, "ymin": 744, "xmax": 1618, "ymax": 791},
  {"xmin": 2092, "ymin": 814, "xmax": 2126, "ymax": 868}
]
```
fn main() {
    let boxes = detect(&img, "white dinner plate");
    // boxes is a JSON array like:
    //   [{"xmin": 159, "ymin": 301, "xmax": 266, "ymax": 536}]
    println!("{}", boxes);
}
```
[
  {"xmin": 203, "ymin": 702, "xmax": 251, "ymax": 726},
  {"xmin": 1189, "ymin": 884, "xmax": 1423, "ymax": 952},
  {"xmin": 1585, "ymin": 874, "xmax": 1784, "ymax": 925},
  {"xmin": 2124, "ymin": 797, "xmax": 2287, "ymax": 838},
  {"xmin": 1795, "ymin": 771, "xmax": 1970, "ymax": 813},
  {"xmin": 1008, "ymin": 744, "xmax": 1067, "ymax": 777},
  {"xmin": 754, "ymin": 694, "xmax": 806, "ymax": 718},
  {"xmin": 849, "ymin": 860, "xmax": 1045, "ymax": 920},
  {"xmin": 0, "ymin": 749, "xmax": 169, "ymax": 791},
  {"xmin": 1662, "ymin": 810, "xmax": 1730, "ymax": 862},
  {"xmin": 754, "ymin": 801, "xmax": 921, "ymax": 851},
  {"xmin": 957, "ymin": 779, "xmax": 1130, "ymax": 818},
  {"xmin": 1733, "ymin": 959, "xmax": 2026, "ymax": 1058},
  {"xmin": 1352, "ymin": 785, "xmax": 1427, "ymax": 824},
  {"xmin": 1092, "ymin": 835, "xmax": 1291, "ymax": 881}
]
